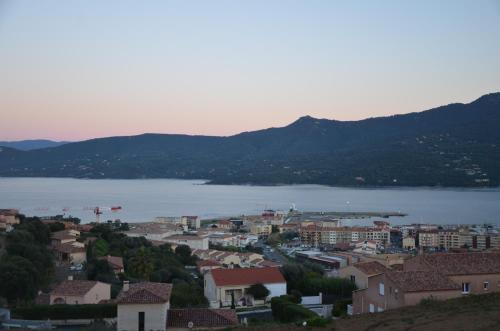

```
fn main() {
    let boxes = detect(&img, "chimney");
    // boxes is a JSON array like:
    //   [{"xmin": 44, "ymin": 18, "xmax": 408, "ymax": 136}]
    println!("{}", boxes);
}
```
[
  {"xmin": 123, "ymin": 280, "xmax": 130, "ymax": 292},
  {"xmin": 68, "ymin": 275, "xmax": 73, "ymax": 281}
]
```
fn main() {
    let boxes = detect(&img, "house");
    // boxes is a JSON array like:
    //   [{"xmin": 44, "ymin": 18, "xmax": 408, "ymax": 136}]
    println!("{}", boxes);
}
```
[
  {"xmin": 339, "ymin": 261, "xmax": 388, "ymax": 290},
  {"xmin": 163, "ymin": 235, "xmax": 209, "ymax": 250},
  {"xmin": 116, "ymin": 281, "xmax": 173, "ymax": 331},
  {"xmin": 349, "ymin": 252, "xmax": 500, "ymax": 315},
  {"xmin": 51, "ymin": 229, "xmax": 80, "ymax": 246},
  {"xmin": 116, "ymin": 281, "xmax": 238, "ymax": 331},
  {"xmin": 204, "ymin": 267, "xmax": 286, "ymax": 308},
  {"xmin": 197, "ymin": 260, "xmax": 221, "ymax": 274},
  {"xmin": 0, "ymin": 209, "xmax": 20, "ymax": 231},
  {"xmin": 352, "ymin": 270, "xmax": 461, "ymax": 314},
  {"xmin": 50, "ymin": 278, "xmax": 110, "ymax": 304},
  {"xmin": 100, "ymin": 255, "xmax": 124, "ymax": 274},
  {"xmin": 53, "ymin": 242, "xmax": 86, "ymax": 265},
  {"xmin": 167, "ymin": 308, "xmax": 238, "ymax": 330},
  {"xmin": 404, "ymin": 252, "xmax": 500, "ymax": 294}
]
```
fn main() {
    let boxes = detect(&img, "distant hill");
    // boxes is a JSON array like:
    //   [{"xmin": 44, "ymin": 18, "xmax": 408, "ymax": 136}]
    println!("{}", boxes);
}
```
[
  {"xmin": 0, "ymin": 93, "xmax": 499, "ymax": 187},
  {"xmin": 0, "ymin": 139, "xmax": 68, "ymax": 151}
]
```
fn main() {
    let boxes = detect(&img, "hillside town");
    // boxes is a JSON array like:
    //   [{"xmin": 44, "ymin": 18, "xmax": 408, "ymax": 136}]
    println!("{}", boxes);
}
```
[{"xmin": 1, "ymin": 207, "xmax": 500, "ymax": 330}]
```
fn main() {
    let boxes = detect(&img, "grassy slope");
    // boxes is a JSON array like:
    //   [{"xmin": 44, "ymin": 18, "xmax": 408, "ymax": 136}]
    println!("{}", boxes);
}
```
[{"xmin": 240, "ymin": 293, "xmax": 500, "ymax": 331}]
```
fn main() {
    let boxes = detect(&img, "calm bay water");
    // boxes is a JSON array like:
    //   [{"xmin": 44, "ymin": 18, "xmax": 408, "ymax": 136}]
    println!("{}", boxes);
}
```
[{"xmin": 0, "ymin": 177, "xmax": 499, "ymax": 225}]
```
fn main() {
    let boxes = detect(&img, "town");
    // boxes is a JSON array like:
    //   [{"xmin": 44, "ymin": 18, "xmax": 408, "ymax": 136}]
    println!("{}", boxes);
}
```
[{"xmin": 1, "ymin": 207, "xmax": 500, "ymax": 330}]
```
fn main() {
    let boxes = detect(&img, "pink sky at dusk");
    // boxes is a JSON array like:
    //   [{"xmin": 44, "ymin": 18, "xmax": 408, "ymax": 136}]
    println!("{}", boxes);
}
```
[{"xmin": 1, "ymin": 1, "xmax": 500, "ymax": 141}]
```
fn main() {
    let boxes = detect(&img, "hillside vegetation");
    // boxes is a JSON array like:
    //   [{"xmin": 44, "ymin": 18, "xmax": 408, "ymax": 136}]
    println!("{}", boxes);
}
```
[
  {"xmin": 1, "ymin": 93, "xmax": 499, "ymax": 187},
  {"xmin": 242, "ymin": 293, "xmax": 500, "ymax": 331}
]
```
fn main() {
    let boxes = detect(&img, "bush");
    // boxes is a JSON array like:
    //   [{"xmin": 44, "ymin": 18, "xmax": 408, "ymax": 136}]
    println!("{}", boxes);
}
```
[
  {"xmin": 305, "ymin": 317, "xmax": 329, "ymax": 327},
  {"xmin": 271, "ymin": 295, "xmax": 317, "ymax": 322},
  {"xmin": 247, "ymin": 283, "xmax": 270, "ymax": 300},
  {"xmin": 332, "ymin": 298, "xmax": 352, "ymax": 317},
  {"xmin": 12, "ymin": 304, "xmax": 117, "ymax": 320}
]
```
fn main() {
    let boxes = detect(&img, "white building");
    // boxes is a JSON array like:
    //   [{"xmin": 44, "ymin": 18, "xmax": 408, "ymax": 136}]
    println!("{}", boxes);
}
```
[
  {"xmin": 163, "ymin": 234, "xmax": 209, "ymax": 250},
  {"xmin": 124, "ymin": 222, "xmax": 183, "ymax": 241},
  {"xmin": 116, "ymin": 281, "xmax": 172, "ymax": 331},
  {"xmin": 204, "ymin": 267, "xmax": 286, "ymax": 308}
]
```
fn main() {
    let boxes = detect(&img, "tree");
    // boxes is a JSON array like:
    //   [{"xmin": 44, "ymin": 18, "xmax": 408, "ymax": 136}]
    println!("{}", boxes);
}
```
[
  {"xmin": 175, "ymin": 245, "xmax": 195, "ymax": 265},
  {"xmin": 0, "ymin": 255, "xmax": 39, "ymax": 303},
  {"xmin": 48, "ymin": 222, "xmax": 65, "ymax": 232},
  {"xmin": 94, "ymin": 239, "xmax": 110, "ymax": 257},
  {"xmin": 246, "ymin": 283, "xmax": 270, "ymax": 300},
  {"xmin": 128, "ymin": 247, "xmax": 154, "ymax": 280}
]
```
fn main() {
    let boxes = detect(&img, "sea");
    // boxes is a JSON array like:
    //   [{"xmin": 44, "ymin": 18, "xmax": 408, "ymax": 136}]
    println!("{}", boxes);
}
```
[{"xmin": 0, "ymin": 177, "xmax": 499, "ymax": 226}]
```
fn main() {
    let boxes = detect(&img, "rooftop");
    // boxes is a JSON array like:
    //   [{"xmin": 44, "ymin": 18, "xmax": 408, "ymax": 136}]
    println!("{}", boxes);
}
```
[
  {"xmin": 210, "ymin": 267, "xmax": 285, "ymax": 286},
  {"xmin": 116, "ymin": 282, "xmax": 172, "ymax": 304},
  {"xmin": 386, "ymin": 271, "xmax": 461, "ymax": 292},
  {"xmin": 353, "ymin": 261, "xmax": 388, "ymax": 276},
  {"xmin": 167, "ymin": 309, "xmax": 238, "ymax": 328},
  {"xmin": 410, "ymin": 252, "xmax": 500, "ymax": 275},
  {"xmin": 51, "ymin": 280, "xmax": 100, "ymax": 297}
]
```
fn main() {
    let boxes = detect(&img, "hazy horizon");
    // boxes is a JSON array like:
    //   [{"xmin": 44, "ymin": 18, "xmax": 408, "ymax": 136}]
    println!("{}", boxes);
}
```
[{"xmin": 1, "ymin": 0, "xmax": 500, "ymax": 141}]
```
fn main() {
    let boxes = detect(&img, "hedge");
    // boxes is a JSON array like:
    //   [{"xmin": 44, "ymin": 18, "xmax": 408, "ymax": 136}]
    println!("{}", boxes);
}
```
[
  {"xmin": 271, "ymin": 295, "xmax": 317, "ymax": 322},
  {"xmin": 12, "ymin": 304, "xmax": 117, "ymax": 320}
]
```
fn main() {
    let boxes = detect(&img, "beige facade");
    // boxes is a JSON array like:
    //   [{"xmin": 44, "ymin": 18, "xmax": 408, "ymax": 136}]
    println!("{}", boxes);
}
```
[
  {"xmin": 250, "ymin": 223, "xmax": 272, "ymax": 236},
  {"xmin": 352, "ymin": 273, "xmax": 461, "ymax": 314},
  {"xmin": 449, "ymin": 273, "xmax": 500, "ymax": 295},
  {"xmin": 50, "ymin": 281, "xmax": 110, "ymax": 305},
  {"xmin": 402, "ymin": 237, "xmax": 415, "ymax": 250}
]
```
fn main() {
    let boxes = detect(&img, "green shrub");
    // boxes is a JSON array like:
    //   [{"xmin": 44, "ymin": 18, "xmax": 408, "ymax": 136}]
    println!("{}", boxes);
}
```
[
  {"xmin": 271, "ymin": 295, "xmax": 317, "ymax": 322},
  {"xmin": 12, "ymin": 304, "xmax": 117, "ymax": 320},
  {"xmin": 332, "ymin": 299, "xmax": 351, "ymax": 317},
  {"xmin": 305, "ymin": 317, "xmax": 329, "ymax": 327}
]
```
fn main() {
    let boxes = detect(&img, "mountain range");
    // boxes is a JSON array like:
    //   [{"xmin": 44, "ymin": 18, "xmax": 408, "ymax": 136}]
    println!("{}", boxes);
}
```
[
  {"xmin": 1, "ymin": 93, "xmax": 499, "ymax": 187},
  {"xmin": 0, "ymin": 140, "xmax": 68, "ymax": 151}
]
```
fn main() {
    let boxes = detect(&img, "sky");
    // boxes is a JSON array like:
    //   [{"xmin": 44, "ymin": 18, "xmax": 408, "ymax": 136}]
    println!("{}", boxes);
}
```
[{"xmin": 1, "ymin": 0, "xmax": 500, "ymax": 141}]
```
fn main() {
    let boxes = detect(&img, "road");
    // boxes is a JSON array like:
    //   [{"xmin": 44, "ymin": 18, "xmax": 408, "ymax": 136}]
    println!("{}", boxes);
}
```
[{"xmin": 255, "ymin": 239, "xmax": 289, "ymax": 264}]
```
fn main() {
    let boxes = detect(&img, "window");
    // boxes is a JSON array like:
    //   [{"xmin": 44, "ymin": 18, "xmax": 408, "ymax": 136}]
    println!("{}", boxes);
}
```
[
  {"xmin": 462, "ymin": 282, "xmax": 470, "ymax": 294},
  {"xmin": 377, "ymin": 306, "xmax": 384, "ymax": 312},
  {"xmin": 379, "ymin": 283, "xmax": 385, "ymax": 296},
  {"xmin": 484, "ymin": 282, "xmax": 489, "ymax": 291},
  {"xmin": 350, "ymin": 275, "xmax": 356, "ymax": 283},
  {"xmin": 369, "ymin": 304, "xmax": 375, "ymax": 313}
]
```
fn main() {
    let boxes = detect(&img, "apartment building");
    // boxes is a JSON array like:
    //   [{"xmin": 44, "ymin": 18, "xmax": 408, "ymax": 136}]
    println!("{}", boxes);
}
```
[
  {"xmin": 249, "ymin": 222, "xmax": 272, "ymax": 236},
  {"xmin": 300, "ymin": 224, "xmax": 390, "ymax": 248}
]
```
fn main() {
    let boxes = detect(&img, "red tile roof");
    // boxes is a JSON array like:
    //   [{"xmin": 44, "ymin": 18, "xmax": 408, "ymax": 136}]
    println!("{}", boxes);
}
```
[
  {"xmin": 116, "ymin": 282, "xmax": 172, "ymax": 304},
  {"xmin": 53, "ymin": 243, "xmax": 86, "ymax": 254},
  {"xmin": 386, "ymin": 271, "xmax": 461, "ymax": 292},
  {"xmin": 407, "ymin": 252, "xmax": 500, "ymax": 275},
  {"xmin": 101, "ymin": 255, "xmax": 124, "ymax": 270},
  {"xmin": 51, "ymin": 280, "xmax": 100, "ymax": 296},
  {"xmin": 353, "ymin": 261, "xmax": 388, "ymax": 276},
  {"xmin": 167, "ymin": 309, "xmax": 238, "ymax": 328},
  {"xmin": 197, "ymin": 260, "xmax": 221, "ymax": 268},
  {"xmin": 209, "ymin": 267, "xmax": 285, "ymax": 286}
]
